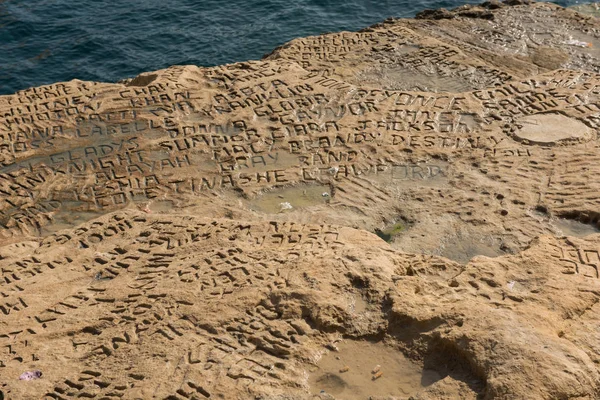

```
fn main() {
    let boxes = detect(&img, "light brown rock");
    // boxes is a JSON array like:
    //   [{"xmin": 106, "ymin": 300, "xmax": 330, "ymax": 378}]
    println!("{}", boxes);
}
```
[{"xmin": 2, "ymin": 2, "xmax": 600, "ymax": 399}]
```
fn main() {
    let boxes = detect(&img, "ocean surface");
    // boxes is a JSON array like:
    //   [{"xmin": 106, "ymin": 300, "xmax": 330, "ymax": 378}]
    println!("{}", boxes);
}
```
[{"xmin": 0, "ymin": 0, "xmax": 584, "ymax": 94}]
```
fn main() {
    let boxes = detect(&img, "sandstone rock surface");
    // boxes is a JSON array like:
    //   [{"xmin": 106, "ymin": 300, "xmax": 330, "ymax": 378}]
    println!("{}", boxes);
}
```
[{"xmin": 2, "ymin": 1, "xmax": 600, "ymax": 399}]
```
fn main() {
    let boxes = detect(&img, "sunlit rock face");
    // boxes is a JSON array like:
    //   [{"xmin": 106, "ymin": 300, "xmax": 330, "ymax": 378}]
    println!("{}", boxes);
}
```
[{"xmin": 3, "ymin": 2, "xmax": 600, "ymax": 399}]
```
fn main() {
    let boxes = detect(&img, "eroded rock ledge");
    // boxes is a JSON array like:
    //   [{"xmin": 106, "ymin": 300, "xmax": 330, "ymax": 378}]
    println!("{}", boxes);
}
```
[{"xmin": 2, "ymin": 1, "xmax": 600, "ymax": 399}]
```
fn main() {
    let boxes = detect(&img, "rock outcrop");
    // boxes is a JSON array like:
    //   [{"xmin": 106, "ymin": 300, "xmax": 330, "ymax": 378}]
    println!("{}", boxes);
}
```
[{"xmin": 2, "ymin": 1, "xmax": 600, "ymax": 399}]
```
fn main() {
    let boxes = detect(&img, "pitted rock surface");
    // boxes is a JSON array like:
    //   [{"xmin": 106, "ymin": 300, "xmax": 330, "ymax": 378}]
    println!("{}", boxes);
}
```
[{"xmin": 2, "ymin": 2, "xmax": 600, "ymax": 399}]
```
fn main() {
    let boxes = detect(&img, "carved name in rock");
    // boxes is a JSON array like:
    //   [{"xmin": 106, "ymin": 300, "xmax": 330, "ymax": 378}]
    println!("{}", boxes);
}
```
[{"xmin": 2, "ymin": 2, "xmax": 600, "ymax": 400}]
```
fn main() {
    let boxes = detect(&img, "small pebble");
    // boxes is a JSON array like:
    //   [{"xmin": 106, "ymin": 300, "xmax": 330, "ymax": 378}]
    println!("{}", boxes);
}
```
[
  {"xmin": 339, "ymin": 366, "xmax": 350, "ymax": 373},
  {"xmin": 19, "ymin": 370, "xmax": 42, "ymax": 381},
  {"xmin": 326, "ymin": 343, "xmax": 339, "ymax": 352}
]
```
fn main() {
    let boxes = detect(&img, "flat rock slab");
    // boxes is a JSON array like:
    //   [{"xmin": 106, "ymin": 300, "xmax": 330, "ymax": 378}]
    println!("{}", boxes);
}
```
[{"xmin": 513, "ymin": 113, "xmax": 593, "ymax": 144}]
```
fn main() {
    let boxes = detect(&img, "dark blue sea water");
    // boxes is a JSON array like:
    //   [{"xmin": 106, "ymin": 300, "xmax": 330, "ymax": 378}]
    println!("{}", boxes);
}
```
[{"xmin": 0, "ymin": 0, "xmax": 583, "ymax": 95}]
